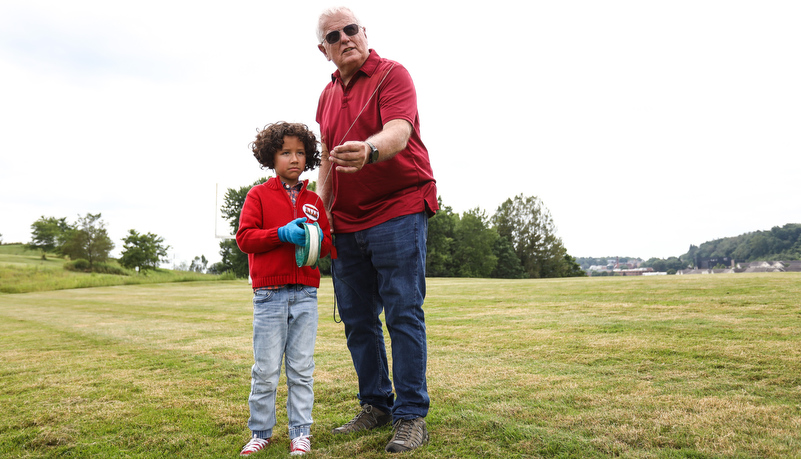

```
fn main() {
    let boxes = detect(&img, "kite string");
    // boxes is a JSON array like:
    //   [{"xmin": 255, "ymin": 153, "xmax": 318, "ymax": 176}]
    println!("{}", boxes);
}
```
[
  {"xmin": 315, "ymin": 63, "xmax": 396, "ymax": 214},
  {"xmin": 314, "ymin": 63, "xmax": 396, "ymax": 324}
]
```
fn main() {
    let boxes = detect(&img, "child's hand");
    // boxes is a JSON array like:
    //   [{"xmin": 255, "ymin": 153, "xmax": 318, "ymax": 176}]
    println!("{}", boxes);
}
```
[{"xmin": 277, "ymin": 217, "xmax": 307, "ymax": 246}]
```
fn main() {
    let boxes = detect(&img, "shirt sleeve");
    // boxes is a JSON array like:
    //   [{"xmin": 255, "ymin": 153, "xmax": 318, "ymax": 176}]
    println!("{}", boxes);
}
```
[
  {"xmin": 377, "ymin": 64, "xmax": 418, "ymax": 127},
  {"xmin": 235, "ymin": 191, "xmax": 282, "ymax": 254}
]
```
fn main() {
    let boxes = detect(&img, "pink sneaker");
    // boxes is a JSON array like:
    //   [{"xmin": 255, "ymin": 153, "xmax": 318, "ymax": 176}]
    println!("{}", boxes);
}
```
[
  {"xmin": 290, "ymin": 435, "xmax": 311, "ymax": 456},
  {"xmin": 240, "ymin": 436, "xmax": 271, "ymax": 456}
]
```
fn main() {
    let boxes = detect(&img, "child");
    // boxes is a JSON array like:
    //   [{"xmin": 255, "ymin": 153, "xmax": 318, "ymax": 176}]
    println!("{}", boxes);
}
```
[{"xmin": 236, "ymin": 122, "xmax": 332, "ymax": 456}]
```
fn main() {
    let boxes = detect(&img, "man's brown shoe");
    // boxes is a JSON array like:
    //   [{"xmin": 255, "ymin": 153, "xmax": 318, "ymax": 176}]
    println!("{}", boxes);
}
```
[
  {"xmin": 331, "ymin": 404, "xmax": 391, "ymax": 434},
  {"xmin": 385, "ymin": 417, "xmax": 429, "ymax": 453}
]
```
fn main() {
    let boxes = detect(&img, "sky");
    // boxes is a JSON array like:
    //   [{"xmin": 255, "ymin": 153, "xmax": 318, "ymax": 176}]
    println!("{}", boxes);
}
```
[{"xmin": 1, "ymin": 0, "xmax": 799, "ymax": 268}]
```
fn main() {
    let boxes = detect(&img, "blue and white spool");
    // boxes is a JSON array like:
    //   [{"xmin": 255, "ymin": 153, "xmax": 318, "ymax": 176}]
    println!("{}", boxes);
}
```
[{"xmin": 295, "ymin": 222, "xmax": 323, "ymax": 268}]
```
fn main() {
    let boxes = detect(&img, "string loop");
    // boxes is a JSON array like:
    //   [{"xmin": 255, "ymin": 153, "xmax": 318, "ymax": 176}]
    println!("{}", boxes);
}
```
[{"xmin": 295, "ymin": 222, "xmax": 323, "ymax": 268}]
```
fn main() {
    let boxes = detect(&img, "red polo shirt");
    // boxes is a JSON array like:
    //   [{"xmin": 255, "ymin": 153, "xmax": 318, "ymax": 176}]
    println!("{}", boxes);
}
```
[{"xmin": 316, "ymin": 50, "xmax": 438, "ymax": 233}]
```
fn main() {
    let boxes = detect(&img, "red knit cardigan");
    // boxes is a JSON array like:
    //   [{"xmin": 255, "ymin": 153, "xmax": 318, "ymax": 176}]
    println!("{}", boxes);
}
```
[{"xmin": 236, "ymin": 178, "xmax": 332, "ymax": 289}]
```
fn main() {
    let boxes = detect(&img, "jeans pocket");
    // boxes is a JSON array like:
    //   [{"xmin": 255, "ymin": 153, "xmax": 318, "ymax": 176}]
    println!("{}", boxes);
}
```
[
  {"xmin": 299, "ymin": 286, "xmax": 318, "ymax": 299},
  {"xmin": 254, "ymin": 288, "xmax": 276, "ymax": 305}
]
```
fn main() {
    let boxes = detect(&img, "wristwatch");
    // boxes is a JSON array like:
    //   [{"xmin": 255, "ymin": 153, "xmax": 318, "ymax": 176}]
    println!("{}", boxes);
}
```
[{"xmin": 365, "ymin": 141, "xmax": 379, "ymax": 164}]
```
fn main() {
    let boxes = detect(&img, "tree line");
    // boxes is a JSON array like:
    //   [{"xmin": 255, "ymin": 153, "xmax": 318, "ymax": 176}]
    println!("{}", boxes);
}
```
[
  {"xmin": 22, "ymin": 181, "xmax": 590, "ymax": 279},
  {"xmin": 212, "ymin": 178, "xmax": 585, "ymax": 279},
  {"xmin": 26, "ymin": 213, "xmax": 170, "ymax": 273},
  {"xmin": 679, "ymin": 223, "xmax": 801, "ymax": 265},
  {"xmin": 638, "ymin": 223, "xmax": 801, "ymax": 272}
]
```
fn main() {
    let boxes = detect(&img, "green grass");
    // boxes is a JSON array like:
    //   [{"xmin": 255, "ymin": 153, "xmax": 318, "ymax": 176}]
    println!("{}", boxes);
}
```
[
  {"xmin": 0, "ymin": 244, "xmax": 224, "ymax": 294},
  {"xmin": 1, "ymin": 274, "xmax": 800, "ymax": 458}
]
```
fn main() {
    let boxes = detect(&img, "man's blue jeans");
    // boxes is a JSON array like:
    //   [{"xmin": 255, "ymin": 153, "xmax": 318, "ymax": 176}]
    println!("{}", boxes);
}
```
[
  {"xmin": 248, "ymin": 285, "xmax": 318, "ymax": 440},
  {"xmin": 332, "ymin": 212, "xmax": 430, "ymax": 421}
]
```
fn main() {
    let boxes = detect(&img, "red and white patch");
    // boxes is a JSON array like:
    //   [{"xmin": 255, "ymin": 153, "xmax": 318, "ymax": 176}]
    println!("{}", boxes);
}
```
[{"xmin": 303, "ymin": 203, "xmax": 320, "ymax": 222}]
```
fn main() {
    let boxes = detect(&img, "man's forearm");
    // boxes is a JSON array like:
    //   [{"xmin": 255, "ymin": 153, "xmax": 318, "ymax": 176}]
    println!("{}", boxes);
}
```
[{"xmin": 366, "ymin": 119, "xmax": 413, "ymax": 163}]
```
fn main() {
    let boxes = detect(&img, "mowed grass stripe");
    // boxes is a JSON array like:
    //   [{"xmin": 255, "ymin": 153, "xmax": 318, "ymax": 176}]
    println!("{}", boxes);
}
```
[{"xmin": 1, "ymin": 275, "xmax": 800, "ymax": 458}]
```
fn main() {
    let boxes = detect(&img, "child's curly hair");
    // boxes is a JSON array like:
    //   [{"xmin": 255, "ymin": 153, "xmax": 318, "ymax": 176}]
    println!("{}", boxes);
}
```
[{"xmin": 250, "ymin": 122, "xmax": 321, "ymax": 171}]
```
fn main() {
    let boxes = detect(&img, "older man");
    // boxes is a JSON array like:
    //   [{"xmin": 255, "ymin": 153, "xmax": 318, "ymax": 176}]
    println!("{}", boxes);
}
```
[{"xmin": 315, "ymin": 6, "xmax": 437, "ymax": 454}]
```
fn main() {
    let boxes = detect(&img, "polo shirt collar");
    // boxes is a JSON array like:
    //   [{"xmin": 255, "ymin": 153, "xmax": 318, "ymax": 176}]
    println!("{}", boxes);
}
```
[{"xmin": 330, "ymin": 49, "xmax": 381, "ymax": 84}]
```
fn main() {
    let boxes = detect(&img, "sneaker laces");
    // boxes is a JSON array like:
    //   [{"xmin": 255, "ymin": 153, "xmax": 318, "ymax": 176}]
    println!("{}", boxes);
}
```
[
  {"xmin": 343, "ymin": 405, "xmax": 375, "ymax": 428},
  {"xmin": 392, "ymin": 419, "xmax": 415, "ymax": 443},
  {"xmin": 240, "ymin": 436, "xmax": 270, "ymax": 455},
  {"xmin": 290, "ymin": 435, "xmax": 311, "ymax": 454}
]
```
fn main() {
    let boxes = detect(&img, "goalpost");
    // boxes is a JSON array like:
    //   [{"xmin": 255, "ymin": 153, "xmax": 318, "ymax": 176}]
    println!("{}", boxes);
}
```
[{"xmin": 214, "ymin": 183, "xmax": 235, "ymax": 240}]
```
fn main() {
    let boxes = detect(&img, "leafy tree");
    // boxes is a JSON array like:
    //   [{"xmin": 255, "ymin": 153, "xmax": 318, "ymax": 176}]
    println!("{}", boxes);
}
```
[
  {"xmin": 60, "ymin": 213, "xmax": 114, "ymax": 268},
  {"xmin": 562, "ymin": 254, "xmax": 587, "ymax": 277},
  {"xmin": 425, "ymin": 197, "xmax": 458, "ymax": 277},
  {"xmin": 642, "ymin": 256, "xmax": 687, "ymax": 273},
  {"xmin": 207, "ymin": 261, "xmax": 227, "ymax": 275},
  {"xmin": 492, "ymin": 194, "xmax": 569, "ymax": 278},
  {"xmin": 769, "ymin": 225, "xmax": 799, "ymax": 254},
  {"xmin": 221, "ymin": 178, "xmax": 269, "ymax": 234},
  {"xmin": 119, "ymin": 229, "xmax": 170, "ymax": 272},
  {"xmin": 730, "ymin": 243, "xmax": 749, "ymax": 263},
  {"xmin": 217, "ymin": 237, "xmax": 249, "ymax": 278},
  {"xmin": 643, "ymin": 257, "xmax": 667, "ymax": 272},
  {"xmin": 452, "ymin": 208, "xmax": 498, "ymax": 278},
  {"xmin": 27, "ymin": 216, "xmax": 70, "ymax": 259},
  {"xmin": 750, "ymin": 234, "xmax": 770, "ymax": 259},
  {"xmin": 189, "ymin": 255, "xmax": 208, "ymax": 273},
  {"xmin": 217, "ymin": 178, "xmax": 268, "ymax": 277},
  {"xmin": 491, "ymin": 235, "xmax": 526, "ymax": 279},
  {"xmin": 682, "ymin": 245, "xmax": 699, "ymax": 268},
  {"xmin": 664, "ymin": 257, "xmax": 687, "ymax": 271}
]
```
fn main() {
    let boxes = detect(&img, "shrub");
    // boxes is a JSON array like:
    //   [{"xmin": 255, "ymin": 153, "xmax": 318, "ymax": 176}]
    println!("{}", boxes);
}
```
[
  {"xmin": 64, "ymin": 259, "xmax": 91, "ymax": 272},
  {"xmin": 218, "ymin": 271, "xmax": 237, "ymax": 280},
  {"xmin": 92, "ymin": 262, "xmax": 129, "ymax": 276},
  {"xmin": 63, "ymin": 259, "xmax": 129, "ymax": 275}
]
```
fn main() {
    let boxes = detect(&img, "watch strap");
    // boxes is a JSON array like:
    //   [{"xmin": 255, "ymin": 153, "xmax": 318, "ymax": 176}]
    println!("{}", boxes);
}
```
[{"xmin": 365, "ymin": 141, "xmax": 379, "ymax": 164}]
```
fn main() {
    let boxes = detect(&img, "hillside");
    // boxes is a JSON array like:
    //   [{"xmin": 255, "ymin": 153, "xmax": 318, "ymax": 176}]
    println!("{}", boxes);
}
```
[
  {"xmin": 578, "ymin": 224, "xmax": 801, "ymax": 274},
  {"xmin": 0, "ymin": 244, "xmax": 223, "ymax": 294},
  {"xmin": 682, "ymin": 223, "xmax": 801, "ymax": 263}
]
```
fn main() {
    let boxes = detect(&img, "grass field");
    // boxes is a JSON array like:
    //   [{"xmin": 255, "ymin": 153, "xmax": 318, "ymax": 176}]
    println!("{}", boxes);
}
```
[{"xmin": 1, "ymin": 274, "xmax": 800, "ymax": 458}]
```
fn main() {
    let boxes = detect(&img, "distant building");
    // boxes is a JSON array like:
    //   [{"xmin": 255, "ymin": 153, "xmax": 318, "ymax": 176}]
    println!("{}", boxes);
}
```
[
  {"xmin": 613, "ymin": 267, "xmax": 655, "ymax": 276},
  {"xmin": 696, "ymin": 257, "xmax": 736, "ymax": 269},
  {"xmin": 678, "ymin": 260, "xmax": 801, "ymax": 275}
]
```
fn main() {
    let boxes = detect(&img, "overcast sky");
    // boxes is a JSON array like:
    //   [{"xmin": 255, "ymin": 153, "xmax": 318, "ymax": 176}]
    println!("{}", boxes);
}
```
[{"xmin": 1, "ymin": 0, "xmax": 799, "ymax": 267}]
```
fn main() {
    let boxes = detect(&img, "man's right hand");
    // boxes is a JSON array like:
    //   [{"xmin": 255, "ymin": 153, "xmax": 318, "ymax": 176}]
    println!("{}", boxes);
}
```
[{"xmin": 328, "ymin": 141, "xmax": 370, "ymax": 173}]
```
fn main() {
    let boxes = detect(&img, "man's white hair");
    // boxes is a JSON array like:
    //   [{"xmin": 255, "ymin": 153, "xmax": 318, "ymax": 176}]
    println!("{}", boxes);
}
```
[{"xmin": 316, "ymin": 6, "xmax": 361, "ymax": 43}]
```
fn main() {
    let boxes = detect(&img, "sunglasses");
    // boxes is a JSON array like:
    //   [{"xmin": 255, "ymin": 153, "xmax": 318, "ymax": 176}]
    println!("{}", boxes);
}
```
[{"xmin": 322, "ymin": 24, "xmax": 361, "ymax": 45}]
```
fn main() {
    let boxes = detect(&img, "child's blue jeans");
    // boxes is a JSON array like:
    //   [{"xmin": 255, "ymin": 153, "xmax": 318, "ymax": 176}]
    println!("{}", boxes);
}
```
[{"xmin": 248, "ymin": 284, "xmax": 318, "ymax": 439}]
